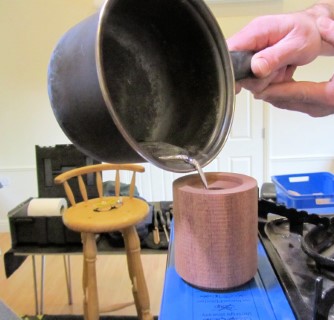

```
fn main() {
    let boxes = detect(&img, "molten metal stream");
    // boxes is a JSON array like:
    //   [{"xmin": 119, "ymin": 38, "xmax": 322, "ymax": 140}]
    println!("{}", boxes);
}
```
[{"xmin": 159, "ymin": 155, "xmax": 209, "ymax": 189}]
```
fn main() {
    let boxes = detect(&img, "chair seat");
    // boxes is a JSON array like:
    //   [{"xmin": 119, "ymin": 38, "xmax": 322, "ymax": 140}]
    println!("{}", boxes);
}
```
[{"xmin": 63, "ymin": 196, "xmax": 149, "ymax": 233}]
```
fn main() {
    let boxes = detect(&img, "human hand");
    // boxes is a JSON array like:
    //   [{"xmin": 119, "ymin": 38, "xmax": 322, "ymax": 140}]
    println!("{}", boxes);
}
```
[{"xmin": 227, "ymin": 4, "xmax": 334, "ymax": 117}]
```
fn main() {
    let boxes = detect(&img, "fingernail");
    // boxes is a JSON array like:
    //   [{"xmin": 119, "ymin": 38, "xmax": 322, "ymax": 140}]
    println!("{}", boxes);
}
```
[{"xmin": 253, "ymin": 57, "xmax": 270, "ymax": 78}]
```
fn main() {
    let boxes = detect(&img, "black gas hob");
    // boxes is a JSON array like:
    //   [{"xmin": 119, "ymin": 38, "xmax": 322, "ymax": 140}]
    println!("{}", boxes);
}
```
[{"xmin": 258, "ymin": 199, "xmax": 334, "ymax": 320}]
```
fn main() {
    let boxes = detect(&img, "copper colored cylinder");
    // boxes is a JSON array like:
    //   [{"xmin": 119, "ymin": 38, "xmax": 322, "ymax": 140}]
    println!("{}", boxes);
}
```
[{"xmin": 173, "ymin": 172, "xmax": 258, "ymax": 290}]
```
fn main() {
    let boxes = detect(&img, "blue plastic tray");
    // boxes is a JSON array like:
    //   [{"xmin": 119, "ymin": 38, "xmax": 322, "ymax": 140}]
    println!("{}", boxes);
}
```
[{"xmin": 272, "ymin": 172, "xmax": 334, "ymax": 213}]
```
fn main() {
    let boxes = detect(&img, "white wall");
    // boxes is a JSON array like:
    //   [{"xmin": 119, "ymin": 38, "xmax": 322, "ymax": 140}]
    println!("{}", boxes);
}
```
[
  {"xmin": 1, "ymin": 0, "xmax": 333, "ymax": 231},
  {"xmin": 265, "ymin": 57, "xmax": 334, "ymax": 177},
  {"xmin": 0, "ymin": 0, "xmax": 96, "ymax": 231}
]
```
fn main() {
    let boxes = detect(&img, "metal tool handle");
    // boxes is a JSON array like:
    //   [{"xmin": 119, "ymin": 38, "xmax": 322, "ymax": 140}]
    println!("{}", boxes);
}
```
[
  {"xmin": 153, "ymin": 209, "xmax": 160, "ymax": 244},
  {"xmin": 157, "ymin": 210, "xmax": 170, "ymax": 242},
  {"xmin": 230, "ymin": 51, "xmax": 254, "ymax": 81}
]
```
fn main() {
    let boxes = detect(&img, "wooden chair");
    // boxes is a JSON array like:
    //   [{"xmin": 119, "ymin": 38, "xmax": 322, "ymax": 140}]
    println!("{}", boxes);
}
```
[{"xmin": 54, "ymin": 163, "xmax": 153, "ymax": 320}]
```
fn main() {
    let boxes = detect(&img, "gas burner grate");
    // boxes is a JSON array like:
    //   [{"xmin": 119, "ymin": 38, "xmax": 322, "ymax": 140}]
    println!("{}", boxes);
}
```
[
  {"xmin": 258, "ymin": 199, "xmax": 334, "ymax": 320},
  {"xmin": 302, "ymin": 222, "xmax": 334, "ymax": 269}
]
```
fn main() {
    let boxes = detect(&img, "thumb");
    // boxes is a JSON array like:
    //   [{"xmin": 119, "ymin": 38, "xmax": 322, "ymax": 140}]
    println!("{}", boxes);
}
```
[
  {"xmin": 251, "ymin": 45, "xmax": 293, "ymax": 79},
  {"xmin": 251, "ymin": 56, "xmax": 272, "ymax": 78},
  {"xmin": 251, "ymin": 33, "xmax": 315, "ymax": 79},
  {"xmin": 317, "ymin": 17, "xmax": 334, "ymax": 45}
]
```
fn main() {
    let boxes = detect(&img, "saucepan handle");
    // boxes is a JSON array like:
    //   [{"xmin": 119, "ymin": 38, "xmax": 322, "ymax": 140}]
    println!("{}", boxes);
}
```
[{"xmin": 230, "ymin": 51, "xmax": 254, "ymax": 81}]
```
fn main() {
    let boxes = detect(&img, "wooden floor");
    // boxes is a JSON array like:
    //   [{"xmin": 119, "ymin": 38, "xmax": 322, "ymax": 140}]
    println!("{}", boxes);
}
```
[{"xmin": 0, "ymin": 232, "xmax": 167, "ymax": 317}]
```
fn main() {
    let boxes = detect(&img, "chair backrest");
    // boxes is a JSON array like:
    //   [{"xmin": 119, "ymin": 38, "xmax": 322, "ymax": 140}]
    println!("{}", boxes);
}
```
[{"xmin": 54, "ymin": 163, "xmax": 145, "ymax": 206}]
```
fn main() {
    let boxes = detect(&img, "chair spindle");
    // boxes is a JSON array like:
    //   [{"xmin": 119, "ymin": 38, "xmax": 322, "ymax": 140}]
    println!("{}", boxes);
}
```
[
  {"xmin": 96, "ymin": 171, "xmax": 103, "ymax": 198},
  {"xmin": 64, "ymin": 181, "xmax": 76, "ymax": 206},
  {"xmin": 78, "ymin": 175, "xmax": 88, "ymax": 202},
  {"xmin": 129, "ymin": 173, "xmax": 136, "ymax": 198},
  {"xmin": 115, "ymin": 170, "xmax": 120, "ymax": 197}
]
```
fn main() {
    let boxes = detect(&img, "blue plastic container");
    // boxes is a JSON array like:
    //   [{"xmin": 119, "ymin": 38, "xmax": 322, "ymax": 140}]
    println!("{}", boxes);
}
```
[{"xmin": 272, "ymin": 172, "xmax": 334, "ymax": 213}]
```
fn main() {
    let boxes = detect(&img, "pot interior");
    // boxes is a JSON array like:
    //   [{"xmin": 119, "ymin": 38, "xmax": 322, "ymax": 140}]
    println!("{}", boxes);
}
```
[{"xmin": 97, "ymin": 0, "xmax": 234, "ymax": 171}]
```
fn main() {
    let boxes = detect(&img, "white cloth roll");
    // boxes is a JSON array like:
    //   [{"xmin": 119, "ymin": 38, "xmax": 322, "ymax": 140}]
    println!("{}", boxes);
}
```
[{"xmin": 27, "ymin": 198, "xmax": 68, "ymax": 216}]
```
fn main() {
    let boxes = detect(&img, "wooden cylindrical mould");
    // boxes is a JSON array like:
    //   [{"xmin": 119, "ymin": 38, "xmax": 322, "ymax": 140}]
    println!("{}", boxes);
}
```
[{"xmin": 173, "ymin": 172, "xmax": 258, "ymax": 290}]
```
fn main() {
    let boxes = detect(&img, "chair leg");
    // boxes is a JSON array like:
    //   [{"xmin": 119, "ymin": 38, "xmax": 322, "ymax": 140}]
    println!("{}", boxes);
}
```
[
  {"xmin": 82, "ymin": 234, "xmax": 88, "ymax": 320},
  {"xmin": 123, "ymin": 226, "xmax": 153, "ymax": 320},
  {"xmin": 82, "ymin": 232, "xmax": 99, "ymax": 320}
]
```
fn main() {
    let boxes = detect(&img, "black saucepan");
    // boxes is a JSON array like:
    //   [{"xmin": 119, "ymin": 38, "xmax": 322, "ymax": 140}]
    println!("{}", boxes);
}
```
[{"xmin": 48, "ymin": 0, "xmax": 252, "ymax": 172}]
